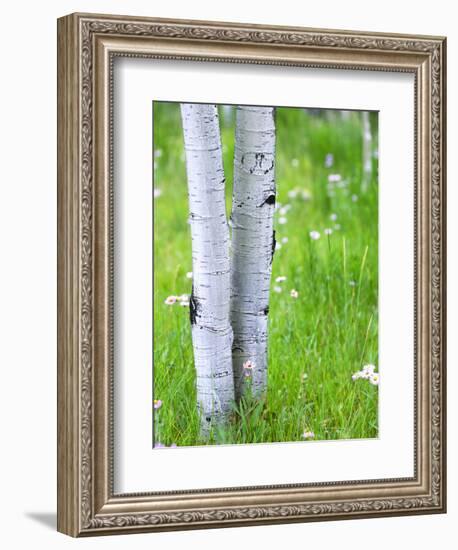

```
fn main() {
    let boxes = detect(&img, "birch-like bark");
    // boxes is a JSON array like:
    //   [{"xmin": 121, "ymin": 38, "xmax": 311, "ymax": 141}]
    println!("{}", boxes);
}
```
[
  {"xmin": 230, "ymin": 106, "xmax": 276, "ymax": 402},
  {"xmin": 361, "ymin": 111, "xmax": 373, "ymax": 192},
  {"xmin": 180, "ymin": 103, "xmax": 234, "ymax": 436}
]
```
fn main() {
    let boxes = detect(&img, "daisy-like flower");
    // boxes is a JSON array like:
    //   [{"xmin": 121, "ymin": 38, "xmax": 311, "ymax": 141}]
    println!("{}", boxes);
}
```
[
  {"xmin": 288, "ymin": 189, "xmax": 298, "ymax": 199},
  {"xmin": 291, "ymin": 158, "xmax": 299, "ymax": 168},
  {"xmin": 186, "ymin": 271, "xmax": 193, "ymax": 279},
  {"xmin": 302, "ymin": 373, "xmax": 308, "ymax": 380},
  {"xmin": 328, "ymin": 173, "xmax": 342, "ymax": 183},
  {"xmin": 362, "ymin": 364, "xmax": 376, "ymax": 375},
  {"xmin": 369, "ymin": 373, "xmax": 380, "ymax": 386},
  {"xmin": 276, "ymin": 242, "xmax": 282, "ymax": 250},
  {"xmin": 325, "ymin": 153, "xmax": 334, "ymax": 168},
  {"xmin": 243, "ymin": 360, "xmax": 255, "ymax": 377},
  {"xmin": 349, "ymin": 280, "xmax": 356, "ymax": 287},
  {"xmin": 273, "ymin": 286, "xmax": 282, "ymax": 293},
  {"xmin": 153, "ymin": 399, "xmax": 163, "ymax": 410},
  {"xmin": 278, "ymin": 217, "xmax": 288, "ymax": 225},
  {"xmin": 281, "ymin": 237, "xmax": 289, "ymax": 244},
  {"xmin": 276, "ymin": 276, "xmax": 287, "ymax": 283},
  {"xmin": 302, "ymin": 430, "xmax": 315, "ymax": 440},
  {"xmin": 290, "ymin": 289, "xmax": 299, "ymax": 299},
  {"xmin": 164, "ymin": 295, "xmax": 177, "ymax": 305},
  {"xmin": 154, "ymin": 188, "xmax": 162, "ymax": 198},
  {"xmin": 352, "ymin": 364, "xmax": 379, "ymax": 385},
  {"xmin": 330, "ymin": 213, "xmax": 338, "ymax": 221},
  {"xmin": 309, "ymin": 230, "xmax": 320, "ymax": 240},
  {"xmin": 279, "ymin": 207, "xmax": 288, "ymax": 216},
  {"xmin": 324, "ymin": 228, "xmax": 333, "ymax": 236}
]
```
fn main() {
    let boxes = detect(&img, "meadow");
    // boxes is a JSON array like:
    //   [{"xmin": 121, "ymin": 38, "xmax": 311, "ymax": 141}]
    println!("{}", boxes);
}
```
[{"xmin": 153, "ymin": 103, "xmax": 379, "ymax": 447}]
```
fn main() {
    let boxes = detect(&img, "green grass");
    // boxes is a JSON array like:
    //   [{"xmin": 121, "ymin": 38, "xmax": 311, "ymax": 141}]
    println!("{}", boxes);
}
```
[{"xmin": 153, "ymin": 103, "xmax": 379, "ymax": 447}]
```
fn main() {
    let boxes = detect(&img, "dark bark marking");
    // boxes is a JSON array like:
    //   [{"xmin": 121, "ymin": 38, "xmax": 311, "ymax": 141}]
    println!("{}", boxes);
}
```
[
  {"xmin": 190, "ymin": 287, "xmax": 199, "ymax": 326},
  {"xmin": 271, "ymin": 230, "xmax": 276, "ymax": 263},
  {"xmin": 262, "ymin": 305, "xmax": 269, "ymax": 316},
  {"xmin": 258, "ymin": 193, "xmax": 276, "ymax": 208},
  {"xmin": 241, "ymin": 152, "xmax": 274, "ymax": 175}
]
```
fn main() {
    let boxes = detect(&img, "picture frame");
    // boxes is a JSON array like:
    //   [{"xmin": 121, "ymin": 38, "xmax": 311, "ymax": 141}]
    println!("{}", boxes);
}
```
[{"xmin": 57, "ymin": 12, "xmax": 446, "ymax": 536}]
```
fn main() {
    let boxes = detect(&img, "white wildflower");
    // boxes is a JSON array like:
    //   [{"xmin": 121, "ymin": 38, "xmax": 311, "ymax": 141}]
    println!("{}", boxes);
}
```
[
  {"xmin": 164, "ymin": 296, "xmax": 177, "ymax": 306},
  {"xmin": 309, "ymin": 230, "xmax": 320, "ymax": 240},
  {"xmin": 324, "ymin": 228, "xmax": 333, "ymax": 236},
  {"xmin": 278, "ymin": 217, "xmax": 288, "ymax": 225},
  {"xmin": 290, "ymin": 289, "xmax": 299, "ymax": 299},
  {"xmin": 328, "ymin": 174, "xmax": 342, "ymax": 183},
  {"xmin": 362, "ymin": 364, "xmax": 376, "ymax": 375},
  {"xmin": 369, "ymin": 373, "xmax": 380, "ymax": 386},
  {"xmin": 275, "ymin": 276, "xmax": 287, "ymax": 283},
  {"xmin": 325, "ymin": 153, "xmax": 334, "ymax": 168},
  {"xmin": 352, "ymin": 364, "xmax": 379, "ymax": 386},
  {"xmin": 186, "ymin": 271, "xmax": 193, "ymax": 279},
  {"xmin": 301, "ymin": 190, "xmax": 312, "ymax": 201},
  {"xmin": 291, "ymin": 158, "xmax": 299, "ymax": 167},
  {"xmin": 154, "ymin": 188, "xmax": 162, "ymax": 198},
  {"xmin": 273, "ymin": 286, "xmax": 282, "ymax": 293},
  {"xmin": 302, "ymin": 431, "xmax": 315, "ymax": 439},
  {"xmin": 330, "ymin": 213, "xmax": 338, "ymax": 221},
  {"xmin": 281, "ymin": 237, "xmax": 289, "ymax": 244}
]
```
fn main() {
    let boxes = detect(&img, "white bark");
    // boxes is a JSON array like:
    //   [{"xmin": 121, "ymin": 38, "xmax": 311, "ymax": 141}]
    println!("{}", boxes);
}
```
[
  {"xmin": 180, "ymin": 103, "xmax": 234, "ymax": 436},
  {"xmin": 230, "ymin": 106, "xmax": 276, "ymax": 401},
  {"xmin": 361, "ymin": 111, "xmax": 373, "ymax": 192}
]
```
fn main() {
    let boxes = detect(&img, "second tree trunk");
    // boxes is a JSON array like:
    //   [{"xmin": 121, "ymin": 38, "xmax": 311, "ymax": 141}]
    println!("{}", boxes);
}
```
[{"xmin": 230, "ymin": 106, "xmax": 276, "ymax": 402}]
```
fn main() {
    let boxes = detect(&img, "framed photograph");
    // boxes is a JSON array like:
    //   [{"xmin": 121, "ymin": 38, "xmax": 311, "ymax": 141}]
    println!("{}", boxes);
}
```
[{"xmin": 57, "ymin": 12, "xmax": 446, "ymax": 536}]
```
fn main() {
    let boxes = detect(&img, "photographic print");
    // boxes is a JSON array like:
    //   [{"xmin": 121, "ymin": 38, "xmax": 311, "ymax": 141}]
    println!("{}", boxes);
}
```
[{"xmin": 153, "ymin": 102, "xmax": 379, "ymax": 448}]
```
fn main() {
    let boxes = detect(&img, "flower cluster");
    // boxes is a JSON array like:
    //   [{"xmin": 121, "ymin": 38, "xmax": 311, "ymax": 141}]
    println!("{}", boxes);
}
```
[
  {"xmin": 352, "ymin": 364, "xmax": 379, "ymax": 386},
  {"xmin": 154, "ymin": 442, "xmax": 178, "ymax": 449},
  {"xmin": 287, "ymin": 187, "xmax": 312, "ymax": 201},
  {"xmin": 164, "ymin": 294, "xmax": 190, "ymax": 307}
]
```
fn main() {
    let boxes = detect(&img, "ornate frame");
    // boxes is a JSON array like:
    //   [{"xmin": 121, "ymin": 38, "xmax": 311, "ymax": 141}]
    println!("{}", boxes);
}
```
[{"xmin": 57, "ymin": 12, "xmax": 446, "ymax": 536}]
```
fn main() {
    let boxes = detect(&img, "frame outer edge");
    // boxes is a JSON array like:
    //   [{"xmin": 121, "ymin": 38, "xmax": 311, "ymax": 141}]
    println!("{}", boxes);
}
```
[
  {"xmin": 56, "ymin": 11, "xmax": 447, "ymax": 536},
  {"xmin": 57, "ymin": 13, "xmax": 82, "ymax": 537}
]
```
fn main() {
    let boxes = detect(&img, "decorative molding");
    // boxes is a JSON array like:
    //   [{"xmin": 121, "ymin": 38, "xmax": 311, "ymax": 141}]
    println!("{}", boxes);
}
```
[{"xmin": 89, "ymin": 496, "xmax": 437, "ymax": 529}]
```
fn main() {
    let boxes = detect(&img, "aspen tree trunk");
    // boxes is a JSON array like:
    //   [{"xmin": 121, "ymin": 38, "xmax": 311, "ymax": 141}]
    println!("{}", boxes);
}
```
[
  {"xmin": 180, "ymin": 103, "xmax": 234, "ymax": 437},
  {"xmin": 361, "ymin": 111, "xmax": 373, "ymax": 193},
  {"xmin": 230, "ymin": 106, "xmax": 276, "ymax": 402}
]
